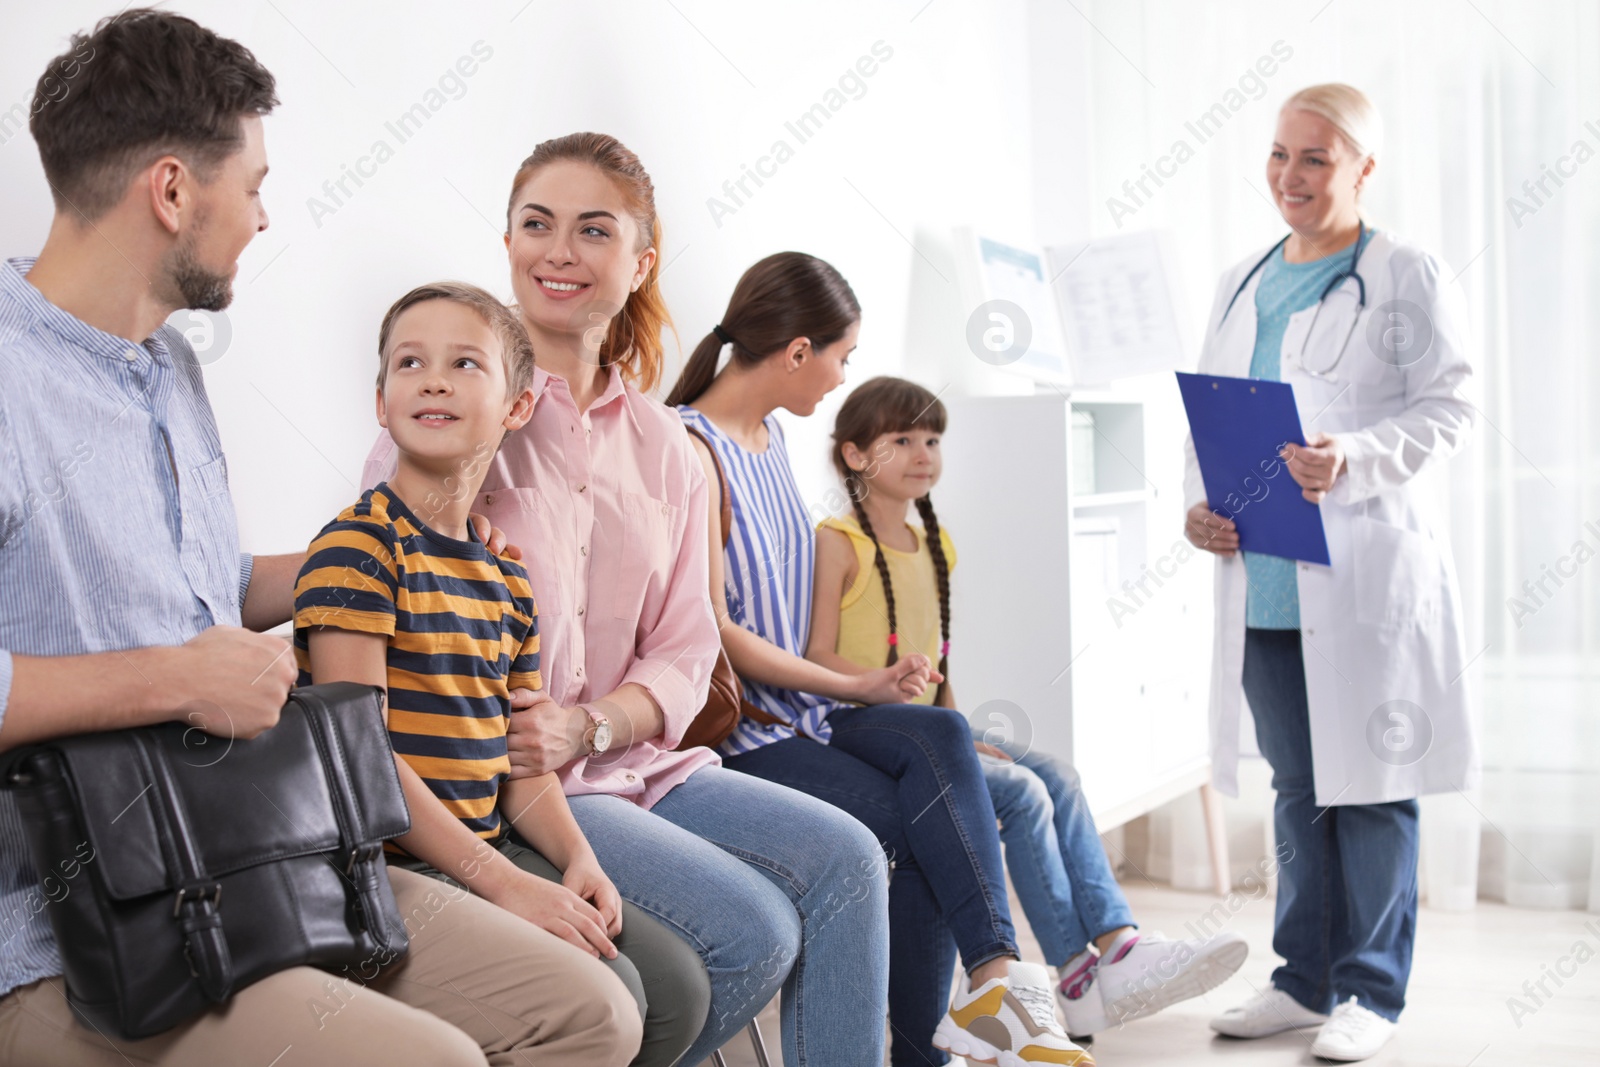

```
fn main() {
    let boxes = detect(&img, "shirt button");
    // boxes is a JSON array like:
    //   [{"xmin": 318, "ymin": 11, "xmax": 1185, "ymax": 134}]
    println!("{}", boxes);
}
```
[
  {"xmin": 577, "ymin": 606, "xmax": 585, "ymax": 616},
  {"xmin": 578, "ymin": 484, "xmax": 586, "ymax": 493},
  {"xmin": 661, "ymin": 505, "xmax": 668, "ymax": 516},
  {"xmin": 580, "ymin": 546, "xmax": 587, "ymax": 556},
  {"xmin": 124, "ymin": 349, "xmax": 138, "ymax": 361},
  {"xmin": 484, "ymin": 494, "xmax": 495, "ymax": 506},
  {"xmin": 576, "ymin": 667, "xmax": 583, "ymax": 676},
  {"xmin": 625, "ymin": 773, "xmax": 637, "ymax": 782}
]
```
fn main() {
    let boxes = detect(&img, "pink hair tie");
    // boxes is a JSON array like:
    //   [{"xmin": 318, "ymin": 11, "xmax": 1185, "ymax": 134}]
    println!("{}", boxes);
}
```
[
  {"xmin": 886, "ymin": 634, "xmax": 899, "ymax": 646},
  {"xmin": 940, "ymin": 641, "xmax": 950, "ymax": 656}
]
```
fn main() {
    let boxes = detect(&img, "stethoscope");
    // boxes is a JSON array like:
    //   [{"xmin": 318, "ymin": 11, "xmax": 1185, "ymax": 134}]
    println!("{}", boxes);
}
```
[{"xmin": 1219, "ymin": 222, "xmax": 1372, "ymax": 380}]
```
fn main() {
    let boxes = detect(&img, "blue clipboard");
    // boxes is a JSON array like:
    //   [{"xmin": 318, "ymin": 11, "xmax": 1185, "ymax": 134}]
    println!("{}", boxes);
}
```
[{"xmin": 1176, "ymin": 372, "xmax": 1330, "ymax": 565}]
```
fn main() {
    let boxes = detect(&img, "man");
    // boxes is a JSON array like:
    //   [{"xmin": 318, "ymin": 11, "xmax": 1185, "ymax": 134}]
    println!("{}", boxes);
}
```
[{"xmin": 0, "ymin": 10, "xmax": 640, "ymax": 1065}]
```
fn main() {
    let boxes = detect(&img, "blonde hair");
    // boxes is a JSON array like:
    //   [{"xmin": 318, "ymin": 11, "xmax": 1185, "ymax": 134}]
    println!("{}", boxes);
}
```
[{"xmin": 1281, "ymin": 83, "xmax": 1383, "ymax": 160}]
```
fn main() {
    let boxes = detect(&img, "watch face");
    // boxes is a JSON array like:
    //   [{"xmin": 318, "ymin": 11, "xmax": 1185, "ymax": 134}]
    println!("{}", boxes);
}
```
[{"xmin": 592, "ymin": 720, "xmax": 613, "ymax": 754}]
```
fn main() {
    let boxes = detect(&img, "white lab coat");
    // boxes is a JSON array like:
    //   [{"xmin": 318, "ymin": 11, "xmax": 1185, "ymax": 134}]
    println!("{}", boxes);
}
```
[{"xmin": 1184, "ymin": 230, "xmax": 1480, "ymax": 807}]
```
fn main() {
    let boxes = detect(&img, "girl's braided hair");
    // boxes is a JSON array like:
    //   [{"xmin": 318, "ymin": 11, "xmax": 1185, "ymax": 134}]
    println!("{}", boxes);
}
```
[{"xmin": 829, "ymin": 376, "xmax": 950, "ymax": 679}]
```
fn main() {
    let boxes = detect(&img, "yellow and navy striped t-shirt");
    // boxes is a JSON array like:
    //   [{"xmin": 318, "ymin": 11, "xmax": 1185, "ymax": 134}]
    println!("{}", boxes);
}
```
[{"xmin": 292, "ymin": 483, "xmax": 542, "ymax": 843}]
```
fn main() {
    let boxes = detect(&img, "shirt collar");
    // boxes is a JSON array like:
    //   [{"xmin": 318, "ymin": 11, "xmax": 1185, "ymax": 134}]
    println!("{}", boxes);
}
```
[
  {"xmin": 2, "ymin": 256, "xmax": 173, "ymax": 370},
  {"xmin": 532, "ymin": 364, "xmax": 643, "ymax": 436}
]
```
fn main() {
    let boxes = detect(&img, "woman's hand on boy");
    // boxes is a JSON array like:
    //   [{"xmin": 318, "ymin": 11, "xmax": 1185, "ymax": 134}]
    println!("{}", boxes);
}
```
[
  {"xmin": 563, "ymin": 854, "xmax": 624, "ymax": 938},
  {"xmin": 506, "ymin": 689, "xmax": 586, "ymax": 776},
  {"xmin": 468, "ymin": 513, "xmax": 521, "ymax": 560},
  {"xmin": 486, "ymin": 868, "xmax": 618, "ymax": 959}
]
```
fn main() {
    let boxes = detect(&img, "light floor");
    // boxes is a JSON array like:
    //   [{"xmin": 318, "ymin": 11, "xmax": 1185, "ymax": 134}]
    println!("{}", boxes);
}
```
[{"xmin": 709, "ymin": 878, "xmax": 1600, "ymax": 1066}]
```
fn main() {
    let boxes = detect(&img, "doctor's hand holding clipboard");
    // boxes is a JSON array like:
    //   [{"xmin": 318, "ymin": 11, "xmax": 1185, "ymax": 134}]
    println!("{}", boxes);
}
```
[
  {"xmin": 1179, "ymin": 83, "xmax": 1478, "ymax": 1062},
  {"xmin": 1177, "ymin": 372, "xmax": 1335, "ymax": 566}
]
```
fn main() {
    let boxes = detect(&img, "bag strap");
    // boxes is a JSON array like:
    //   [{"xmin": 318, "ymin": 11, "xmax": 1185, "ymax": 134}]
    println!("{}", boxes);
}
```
[
  {"xmin": 136, "ymin": 734, "xmax": 233, "ymax": 1003},
  {"xmin": 685, "ymin": 425, "xmax": 733, "ymax": 548},
  {"xmin": 295, "ymin": 688, "xmax": 401, "ymax": 953}
]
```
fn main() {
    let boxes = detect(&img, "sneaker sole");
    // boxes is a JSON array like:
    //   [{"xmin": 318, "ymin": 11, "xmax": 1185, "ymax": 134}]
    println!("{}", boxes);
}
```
[
  {"xmin": 934, "ymin": 1020, "xmax": 1096, "ymax": 1066},
  {"xmin": 1210, "ymin": 1012, "xmax": 1327, "ymax": 1039},
  {"xmin": 1309, "ymin": 1040, "xmax": 1391, "ymax": 1062},
  {"xmin": 933, "ymin": 1025, "xmax": 1000, "ymax": 1065},
  {"xmin": 1209, "ymin": 990, "xmax": 1328, "ymax": 1040},
  {"xmin": 1310, "ymin": 1024, "xmax": 1395, "ymax": 1061},
  {"xmin": 1104, "ymin": 937, "xmax": 1250, "ymax": 1025}
]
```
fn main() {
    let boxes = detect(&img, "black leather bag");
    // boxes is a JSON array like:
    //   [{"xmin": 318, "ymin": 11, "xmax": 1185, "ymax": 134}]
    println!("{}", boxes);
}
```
[{"xmin": 0, "ymin": 682, "xmax": 412, "ymax": 1039}]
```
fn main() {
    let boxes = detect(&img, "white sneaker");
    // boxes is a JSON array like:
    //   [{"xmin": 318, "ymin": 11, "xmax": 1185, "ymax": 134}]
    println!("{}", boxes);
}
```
[
  {"xmin": 934, "ymin": 960, "xmax": 1095, "ymax": 1066},
  {"xmin": 1067, "ymin": 930, "xmax": 1248, "ymax": 1029},
  {"xmin": 1209, "ymin": 981, "xmax": 1328, "ymax": 1038},
  {"xmin": 1310, "ymin": 997, "xmax": 1397, "ymax": 1061},
  {"xmin": 1057, "ymin": 950, "xmax": 1111, "ymax": 1036}
]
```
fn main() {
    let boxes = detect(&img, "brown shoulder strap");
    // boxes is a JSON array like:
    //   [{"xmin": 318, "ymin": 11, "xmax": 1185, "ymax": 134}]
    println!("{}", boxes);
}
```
[{"xmin": 684, "ymin": 425, "xmax": 733, "ymax": 548}]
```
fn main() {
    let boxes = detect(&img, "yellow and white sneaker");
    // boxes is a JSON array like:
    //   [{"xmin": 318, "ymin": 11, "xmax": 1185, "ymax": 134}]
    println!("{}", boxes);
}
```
[{"xmin": 934, "ymin": 961, "xmax": 1094, "ymax": 1066}]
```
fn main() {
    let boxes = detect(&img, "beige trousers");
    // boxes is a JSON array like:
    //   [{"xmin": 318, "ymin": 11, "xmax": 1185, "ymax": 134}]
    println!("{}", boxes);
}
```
[{"xmin": 0, "ymin": 867, "xmax": 642, "ymax": 1067}]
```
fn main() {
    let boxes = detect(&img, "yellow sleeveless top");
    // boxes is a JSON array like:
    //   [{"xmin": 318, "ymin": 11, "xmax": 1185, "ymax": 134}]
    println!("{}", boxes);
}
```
[{"xmin": 818, "ymin": 515, "xmax": 958, "ymax": 706}]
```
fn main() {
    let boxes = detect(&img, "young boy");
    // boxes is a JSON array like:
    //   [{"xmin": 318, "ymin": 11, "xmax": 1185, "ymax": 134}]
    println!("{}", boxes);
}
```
[{"xmin": 293, "ymin": 282, "xmax": 647, "ymax": 1018}]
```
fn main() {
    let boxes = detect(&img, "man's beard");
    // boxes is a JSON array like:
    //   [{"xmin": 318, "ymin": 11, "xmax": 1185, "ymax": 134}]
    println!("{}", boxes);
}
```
[{"xmin": 162, "ymin": 228, "xmax": 233, "ymax": 312}]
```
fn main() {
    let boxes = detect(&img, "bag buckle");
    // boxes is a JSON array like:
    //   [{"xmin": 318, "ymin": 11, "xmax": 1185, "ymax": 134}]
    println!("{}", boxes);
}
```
[
  {"xmin": 345, "ymin": 842, "xmax": 382, "ymax": 875},
  {"xmin": 173, "ymin": 883, "xmax": 222, "ymax": 919}
]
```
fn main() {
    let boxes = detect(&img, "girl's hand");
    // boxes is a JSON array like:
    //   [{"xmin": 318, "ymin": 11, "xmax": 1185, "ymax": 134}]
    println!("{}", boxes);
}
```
[
  {"xmin": 894, "ymin": 655, "xmax": 935, "ymax": 701},
  {"xmin": 563, "ymin": 854, "xmax": 624, "ymax": 937},
  {"xmin": 853, "ymin": 654, "xmax": 943, "ymax": 706},
  {"xmin": 1282, "ymin": 433, "xmax": 1345, "ymax": 504},
  {"xmin": 1185, "ymin": 501, "xmax": 1239, "ymax": 557},
  {"xmin": 973, "ymin": 741, "xmax": 1014, "ymax": 762},
  {"xmin": 484, "ymin": 868, "xmax": 617, "ymax": 959}
]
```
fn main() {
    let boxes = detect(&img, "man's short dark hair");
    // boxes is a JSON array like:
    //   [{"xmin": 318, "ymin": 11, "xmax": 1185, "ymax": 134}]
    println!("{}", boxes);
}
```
[{"xmin": 29, "ymin": 8, "xmax": 278, "ymax": 221}]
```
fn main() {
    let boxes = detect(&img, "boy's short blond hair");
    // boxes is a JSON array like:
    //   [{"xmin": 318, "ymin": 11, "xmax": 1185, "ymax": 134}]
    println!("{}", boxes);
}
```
[{"xmin": 376, "ymin": 282, "xmax": 535, "ymax": 399}]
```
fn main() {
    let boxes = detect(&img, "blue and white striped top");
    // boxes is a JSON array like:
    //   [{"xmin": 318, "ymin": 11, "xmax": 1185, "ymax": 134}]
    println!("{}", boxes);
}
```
[
  {"xmin": 678, "ymin": 408, "xmax": 845, "ymax": 754},
  {"xmin": 0, "ymin": 256, "xmax": 251, "ymax": 997}
]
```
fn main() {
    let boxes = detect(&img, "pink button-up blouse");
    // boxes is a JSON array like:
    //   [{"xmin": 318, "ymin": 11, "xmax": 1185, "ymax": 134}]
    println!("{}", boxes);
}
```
[{"xmin": 362, "ymin": 365, "xmax": 722, "ymax": 809}]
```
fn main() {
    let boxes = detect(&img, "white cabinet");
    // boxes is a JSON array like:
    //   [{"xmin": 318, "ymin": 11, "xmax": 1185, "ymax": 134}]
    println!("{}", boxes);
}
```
[{"xmin": 940, "ymin": 384, "xmax": 1223, "ymax": 885}]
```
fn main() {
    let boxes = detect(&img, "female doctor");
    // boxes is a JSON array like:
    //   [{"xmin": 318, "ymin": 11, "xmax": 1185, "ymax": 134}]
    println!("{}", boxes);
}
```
[{"xmin": 1182, "ymin": 84, "xmax": 1476, "ymax": 1062}]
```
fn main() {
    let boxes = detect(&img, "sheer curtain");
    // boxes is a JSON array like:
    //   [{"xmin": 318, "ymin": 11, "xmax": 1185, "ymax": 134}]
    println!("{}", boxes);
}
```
[{"xmin": 1066, "ymin": 0, "xmax": 1598, "ymax": 908}]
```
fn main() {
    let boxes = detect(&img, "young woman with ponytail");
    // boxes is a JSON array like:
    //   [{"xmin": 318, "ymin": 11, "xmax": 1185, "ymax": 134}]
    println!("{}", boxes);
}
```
[
  {"xmin": 363, "ymin": 135, "xmax": 890, "ymax": 1067},
  {"xmin": 807, "ymin": 377, "xmax": 1249, "ymax": 1047},
  {"xmin": 668, "ymin": 253, "xmax": 1092, "ymax": 1067}
]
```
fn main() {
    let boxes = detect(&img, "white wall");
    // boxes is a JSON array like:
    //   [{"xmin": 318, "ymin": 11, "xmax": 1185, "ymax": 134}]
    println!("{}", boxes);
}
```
[{"xmin": 0, "ymin": 0, "xmax": 1037, "ymax": 554}]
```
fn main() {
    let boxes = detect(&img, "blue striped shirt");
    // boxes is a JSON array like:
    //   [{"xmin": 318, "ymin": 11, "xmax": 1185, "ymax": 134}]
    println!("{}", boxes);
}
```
[
  {"xmin": 0, "ymin": 256, "xmax": 251, "ymax": 997},
  {"xmin": 678, "ymin": 408, "xmax": 844, "ymax": 753}
]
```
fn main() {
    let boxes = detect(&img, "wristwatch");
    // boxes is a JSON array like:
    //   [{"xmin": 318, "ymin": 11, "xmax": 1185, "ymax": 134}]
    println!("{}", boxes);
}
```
[{"xmin": 580, "ymin": 705, "xmax": 613, "ymax": 756}]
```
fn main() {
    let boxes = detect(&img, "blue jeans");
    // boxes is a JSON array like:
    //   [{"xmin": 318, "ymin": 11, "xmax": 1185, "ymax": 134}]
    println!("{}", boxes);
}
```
[
  {"xmin": 723, "ymin": 703, "xmax": 1018, "ymax": 1067},
  {"xmin": 569, "ymin": 765, "xmax": 889, "ymax": 1067},
  {"xmin": 1242, "ymin": 628, "xmax": 1418, "ymax": 1022},
  {"xmin": 978, "ymin": 734, "xmax": 1136, "ymax": 966}
]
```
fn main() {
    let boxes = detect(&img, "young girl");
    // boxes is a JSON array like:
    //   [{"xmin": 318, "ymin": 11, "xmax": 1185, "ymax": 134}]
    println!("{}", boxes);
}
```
[{"xmin": 807, "ymin": 376, "xmax": 1249, "ymax": 1044}]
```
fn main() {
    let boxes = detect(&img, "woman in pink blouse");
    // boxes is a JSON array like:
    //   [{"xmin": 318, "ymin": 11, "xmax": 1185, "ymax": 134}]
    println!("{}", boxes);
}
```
[{"xmin": 364, "ymin": 133, "xmax": 889, "ymax": 1067}]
